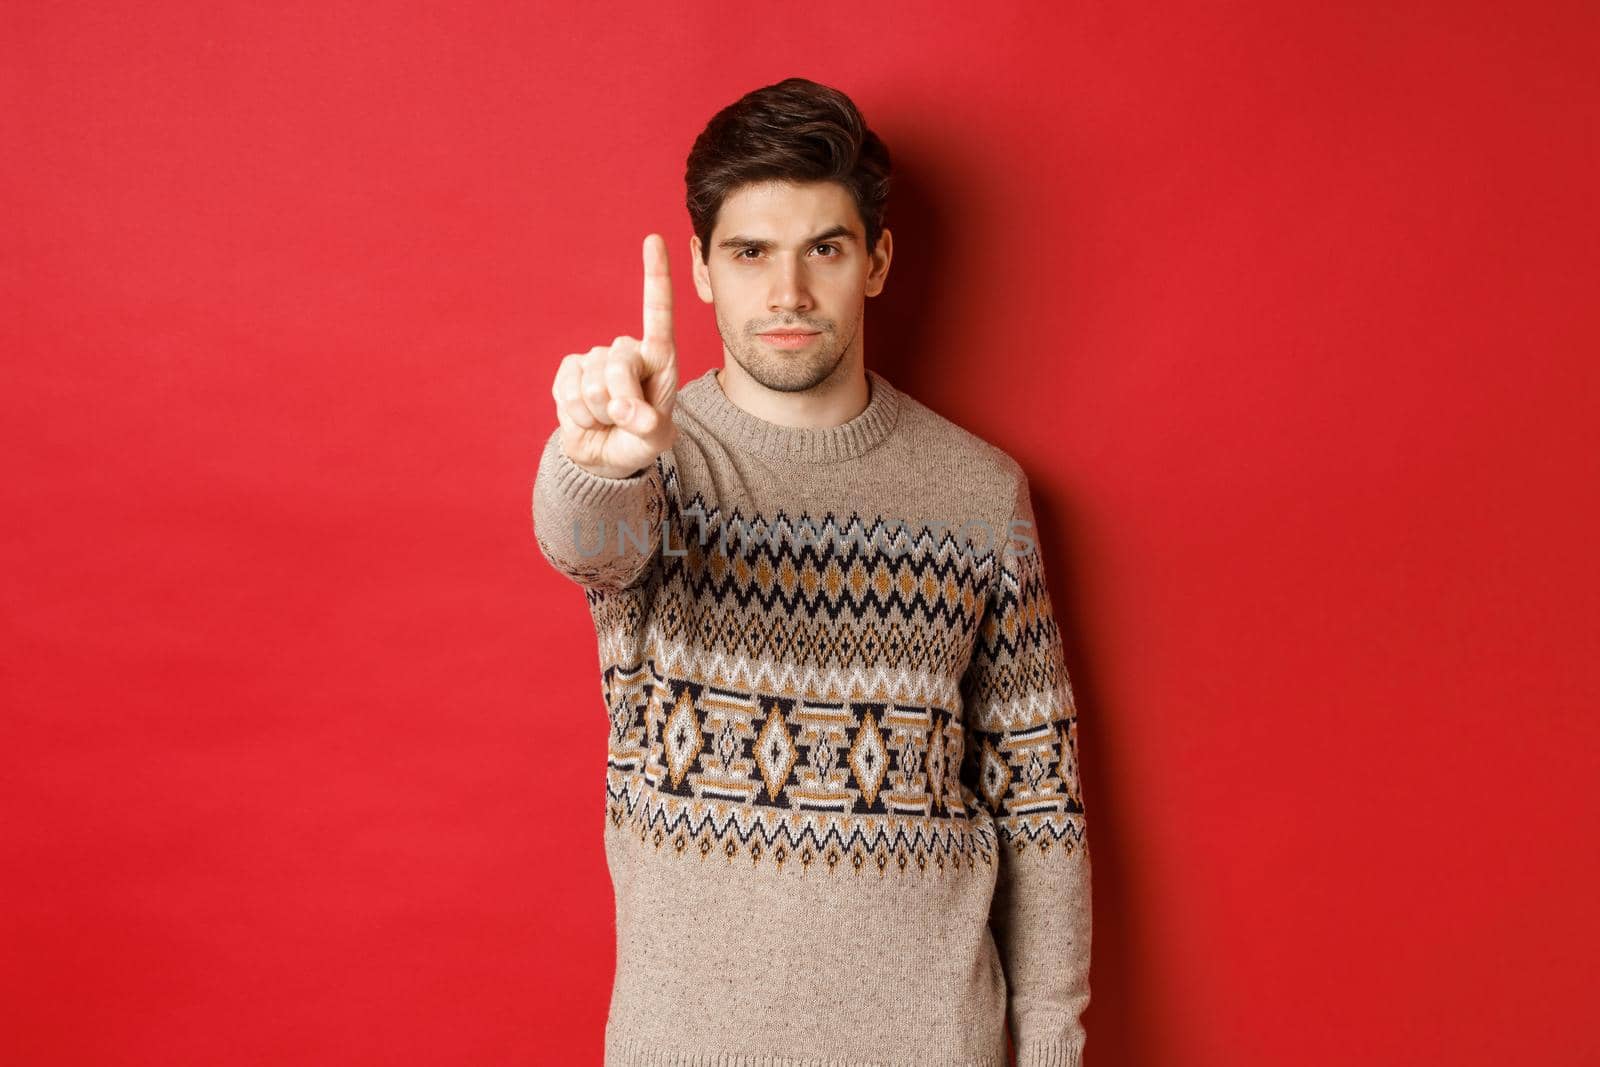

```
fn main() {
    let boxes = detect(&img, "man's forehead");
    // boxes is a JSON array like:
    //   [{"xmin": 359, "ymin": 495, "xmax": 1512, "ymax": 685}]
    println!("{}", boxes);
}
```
[{"xmin": 714, "ymin": 180, "xmax": 861, "ymax": 237}]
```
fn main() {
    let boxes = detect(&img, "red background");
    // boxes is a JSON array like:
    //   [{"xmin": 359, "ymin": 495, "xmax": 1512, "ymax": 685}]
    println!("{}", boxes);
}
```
[{"xmin": 5, "ymin": 2, "xmax": 1597, "ymax": 1064}]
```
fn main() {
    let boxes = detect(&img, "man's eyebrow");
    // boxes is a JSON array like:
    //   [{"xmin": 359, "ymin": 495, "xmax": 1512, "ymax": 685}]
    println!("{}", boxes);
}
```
[{"xmin": 716, "ymin": 226, "xmax": 858, "ymax": 251}]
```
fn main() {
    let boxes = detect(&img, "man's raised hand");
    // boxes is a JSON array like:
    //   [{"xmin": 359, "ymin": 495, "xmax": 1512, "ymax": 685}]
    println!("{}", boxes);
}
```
[{"xmin": 551, "ymin": 234, "xmax": 681, "ymax": 479}]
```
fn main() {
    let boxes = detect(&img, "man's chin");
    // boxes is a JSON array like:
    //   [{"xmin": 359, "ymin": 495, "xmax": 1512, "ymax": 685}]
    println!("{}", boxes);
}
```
[{"xmin": 737, "ymin": 349, "xmax": 840, "ymax": 393}]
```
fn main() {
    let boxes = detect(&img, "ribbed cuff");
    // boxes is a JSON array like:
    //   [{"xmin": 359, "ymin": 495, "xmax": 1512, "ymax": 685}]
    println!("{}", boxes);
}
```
[
  {"xmin": 547, "ymin": 440, "xmax": 654, "ymax": 508},
  {"xmin": 1015, "ymin": 1037, "xmax": 1083, "ymax": 1067}
]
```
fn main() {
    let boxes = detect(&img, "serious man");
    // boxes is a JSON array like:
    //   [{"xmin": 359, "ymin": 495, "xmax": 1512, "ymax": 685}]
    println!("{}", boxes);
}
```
[{"xmin": 533, "ymin": 76, "xmax": 1091, "ymax": 1067}]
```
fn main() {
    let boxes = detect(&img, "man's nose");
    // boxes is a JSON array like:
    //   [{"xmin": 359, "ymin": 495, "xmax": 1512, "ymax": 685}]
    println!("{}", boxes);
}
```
[{"xmin": 767, "ymin": 256, "xmax": 813, "ymax": 313}]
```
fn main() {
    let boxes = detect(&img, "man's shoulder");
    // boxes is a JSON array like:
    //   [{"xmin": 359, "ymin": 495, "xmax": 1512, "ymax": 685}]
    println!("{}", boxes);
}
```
[{"xmin": 891, "ymin": 381, "xmax": 1026, "ymax": 486}]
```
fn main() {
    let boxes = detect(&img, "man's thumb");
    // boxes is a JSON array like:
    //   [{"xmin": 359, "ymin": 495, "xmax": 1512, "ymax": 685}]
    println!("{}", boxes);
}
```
[{"xmin": 609, "ymin": 394, "xmax": 662, "ymax": 438}]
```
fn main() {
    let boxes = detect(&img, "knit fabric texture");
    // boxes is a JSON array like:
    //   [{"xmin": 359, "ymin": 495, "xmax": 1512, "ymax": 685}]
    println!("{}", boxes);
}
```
[{"xmin": 533, "ymin": 367, "xmax": 1091, "ymax": 1067}]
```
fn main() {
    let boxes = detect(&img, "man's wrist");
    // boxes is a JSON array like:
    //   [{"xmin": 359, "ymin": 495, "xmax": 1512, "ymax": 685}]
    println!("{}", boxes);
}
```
[
  {"xmin": 573, "ymin": 461, "xmax": 648, "ymax": 480},
  {"xmin": 560, "ymin": 446, "xmax": 648, "ymax": 481}
]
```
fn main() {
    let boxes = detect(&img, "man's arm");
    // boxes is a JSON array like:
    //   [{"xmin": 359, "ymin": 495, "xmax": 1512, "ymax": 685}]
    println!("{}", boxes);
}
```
[
  {"xmin": 530, "ymin": 233, "xmax": 681, "ymax": 592},
  {"xmin": 532, "ymin": 426, "xmax": 666, "ymax": 592},
  {"xmin": 959, "ymin": 468, "xmax": 1092, "ymax": 1067}
]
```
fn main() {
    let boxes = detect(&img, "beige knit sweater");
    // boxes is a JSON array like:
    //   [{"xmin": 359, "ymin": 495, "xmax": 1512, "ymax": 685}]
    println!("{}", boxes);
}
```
[{"xmin": 532, "ymin": 367, "xmax": 1092, "ymax": 1067}]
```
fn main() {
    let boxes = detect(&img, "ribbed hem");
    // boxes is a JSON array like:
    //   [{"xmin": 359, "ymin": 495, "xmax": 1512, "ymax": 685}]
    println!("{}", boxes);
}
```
[
  {"xmin": 1015, "ymin": 1037, "xmax": 1083, "ymax": 1067},
  {"xmin": 606, "ymin": 1037, "xmax": 1005, "ymax": 1067},
  {"xmin": 675, "ymin": 367, "xmax": 902, "ymax": 464}
]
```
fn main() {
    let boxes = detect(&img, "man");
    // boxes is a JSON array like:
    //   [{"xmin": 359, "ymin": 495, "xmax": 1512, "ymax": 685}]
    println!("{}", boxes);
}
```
[{"xmin": 533, "ymin": 77, "xmax": 1091, "ymax": 1067}]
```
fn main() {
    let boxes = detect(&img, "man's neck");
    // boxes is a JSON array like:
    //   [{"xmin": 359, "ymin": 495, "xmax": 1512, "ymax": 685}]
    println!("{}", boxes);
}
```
[{"xmin": 714, "ymin": 360, "xmax": 870, "ymax": 430}]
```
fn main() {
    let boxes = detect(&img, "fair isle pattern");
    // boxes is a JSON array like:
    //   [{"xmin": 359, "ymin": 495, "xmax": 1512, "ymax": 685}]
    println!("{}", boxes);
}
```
[
  {"xmin": 961, "ymin": 521, "xmax": 1087, "ymax": 859},
  {"xmin": 585, "ymin": 475, "xmax": 996, "ymax": 690},
  {"xmin": 585, "ymin": 462, "xmax": 1085, "ymax": 877},
  {"xmin": 602, "ymin": 663, "xmax": 996, "ymax": 876}
]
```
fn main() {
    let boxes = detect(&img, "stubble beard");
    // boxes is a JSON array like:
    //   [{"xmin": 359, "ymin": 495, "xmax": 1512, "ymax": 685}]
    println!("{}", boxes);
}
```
[{"xmin": 716, "ymin": 304, "xmax": 863, "ymax": 394}]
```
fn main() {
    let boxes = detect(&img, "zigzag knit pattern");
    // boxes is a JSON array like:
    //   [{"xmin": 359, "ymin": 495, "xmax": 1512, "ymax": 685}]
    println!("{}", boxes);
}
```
[{"xmin": 592, "ymin": 471, "xmax": 1086, "ymax": 883}]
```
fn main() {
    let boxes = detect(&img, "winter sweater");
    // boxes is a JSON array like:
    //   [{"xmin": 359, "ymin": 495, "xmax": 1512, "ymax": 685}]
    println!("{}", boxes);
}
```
[{"xmin": 532, "ymin": 366, "xmax": 1092, "ymax": 1067}]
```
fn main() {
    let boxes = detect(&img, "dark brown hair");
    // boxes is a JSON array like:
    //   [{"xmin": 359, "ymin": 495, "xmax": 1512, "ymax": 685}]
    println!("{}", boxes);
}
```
[{"xmin": 685, "ymin": 77, "xmax": 892, "ymax": 263}]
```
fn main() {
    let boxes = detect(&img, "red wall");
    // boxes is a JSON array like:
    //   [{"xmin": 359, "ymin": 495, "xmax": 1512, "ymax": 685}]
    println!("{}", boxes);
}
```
[{"xmin": 5, "ymin": 3, "xmax": 1596, "ymax": 1064}]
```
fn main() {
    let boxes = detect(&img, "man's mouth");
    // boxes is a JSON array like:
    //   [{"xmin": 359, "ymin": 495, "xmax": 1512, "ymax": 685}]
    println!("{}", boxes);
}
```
[{"xmin": 758, "ymin": 330, "xmax": 821, "ymax": 348}]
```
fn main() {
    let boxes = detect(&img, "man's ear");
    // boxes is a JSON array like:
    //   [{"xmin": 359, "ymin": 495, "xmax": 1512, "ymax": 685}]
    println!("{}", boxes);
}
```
[
  {"xmin": 691, "ymin": 235, "xmax": 714, "ymax": 303},
  {"xmin": 864, "ymin": 226, "xmax": 892, "ymax": 298}
]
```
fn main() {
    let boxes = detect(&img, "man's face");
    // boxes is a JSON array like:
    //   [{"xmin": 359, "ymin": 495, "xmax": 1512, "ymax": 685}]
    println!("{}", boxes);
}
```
[{"xmin": 691, "ymin": 180, "xmax": 892, "ymax": 393}]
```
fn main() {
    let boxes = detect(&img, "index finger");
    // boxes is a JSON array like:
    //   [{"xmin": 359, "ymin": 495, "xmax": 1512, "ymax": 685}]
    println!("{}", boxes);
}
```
[{"xmin": 641, "ymin": 233, "xmax": 676, "ymax": 371}]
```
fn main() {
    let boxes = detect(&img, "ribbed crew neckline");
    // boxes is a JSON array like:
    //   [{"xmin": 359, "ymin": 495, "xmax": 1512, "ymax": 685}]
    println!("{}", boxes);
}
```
[{"xmin": 677, "ymin": 366, "xmax": 902, "ymax": 463}]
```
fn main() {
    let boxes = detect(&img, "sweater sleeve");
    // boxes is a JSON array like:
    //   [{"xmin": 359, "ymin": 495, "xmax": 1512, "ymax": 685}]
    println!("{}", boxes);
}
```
[
  {"xmin": 531, "ymin": 426, "xmax": 667, "ymax": 592},
  {"xmin": 958, "ymin": 470, "xmax": 1093, "ymax": 1067}
]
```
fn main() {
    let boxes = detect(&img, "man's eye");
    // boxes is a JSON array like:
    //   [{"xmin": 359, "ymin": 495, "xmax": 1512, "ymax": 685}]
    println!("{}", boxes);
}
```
[{"xmin": 734, "ymin": 245, "xmax": 838, "ymax": 260}]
